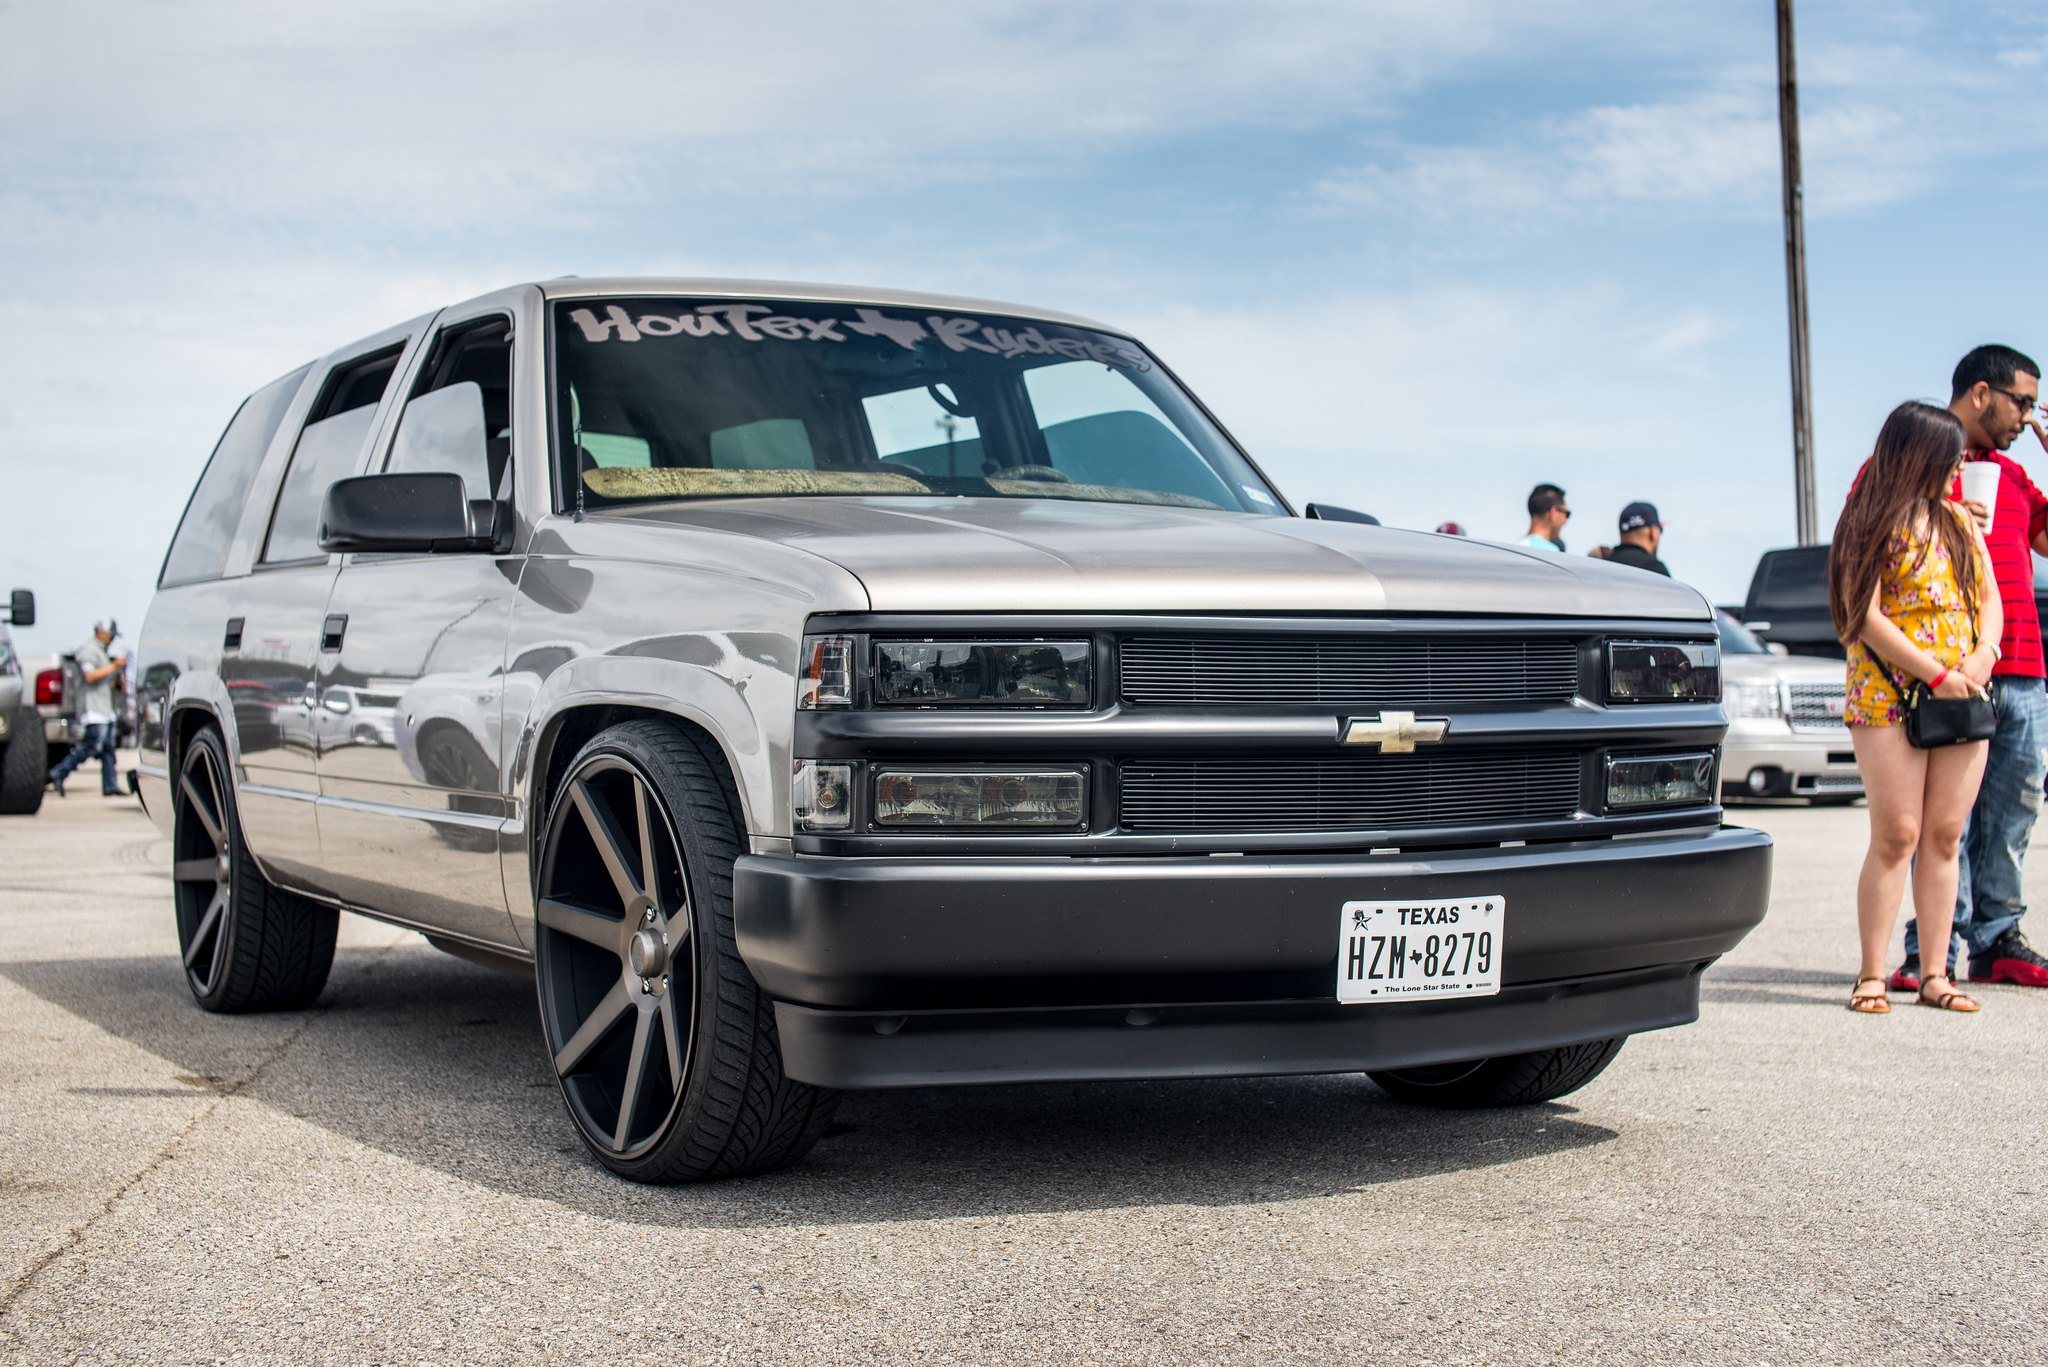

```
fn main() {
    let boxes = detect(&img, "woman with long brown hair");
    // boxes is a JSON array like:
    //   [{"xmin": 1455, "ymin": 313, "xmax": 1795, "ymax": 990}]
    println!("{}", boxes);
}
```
[{"xmin": 1832, "ymin": 401, "xmax": 2000, "ymax": 1013}]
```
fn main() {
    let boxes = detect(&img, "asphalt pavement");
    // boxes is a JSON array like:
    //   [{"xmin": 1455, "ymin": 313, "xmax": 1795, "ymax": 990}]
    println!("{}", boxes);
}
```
[{"xmin": 1, "ymin": 781, "xmax": 2044, "ymax": 1365}]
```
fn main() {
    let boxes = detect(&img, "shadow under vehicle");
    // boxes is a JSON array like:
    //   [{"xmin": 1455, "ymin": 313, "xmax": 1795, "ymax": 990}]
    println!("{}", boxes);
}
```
[{"xmin": 134, "ymin": 278, "xmax": 1772, "ymax": 1184}]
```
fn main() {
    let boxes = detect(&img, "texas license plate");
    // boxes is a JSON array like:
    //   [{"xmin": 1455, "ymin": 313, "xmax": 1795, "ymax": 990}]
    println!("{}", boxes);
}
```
[{"xmin": 1337, "ymin": 896, "xmax": 1504, "ymax": 1003}]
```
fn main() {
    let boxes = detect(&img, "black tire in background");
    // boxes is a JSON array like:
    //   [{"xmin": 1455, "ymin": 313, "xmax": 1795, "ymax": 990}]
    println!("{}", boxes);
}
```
[
  {"xmin": 1367, "ymin": 1037, "xmax": 1626, "ymax": 1108},
  {"xmin": 170, "ymin": 725, "xmax": 337, "ymax": 1012},
  {"xmin": 0, "ymin": 706, "xmax": 47, "ymax": 814},
  {"xmin": 534, "ymin": 719, "xmax": 836, "ymax": 1183}
]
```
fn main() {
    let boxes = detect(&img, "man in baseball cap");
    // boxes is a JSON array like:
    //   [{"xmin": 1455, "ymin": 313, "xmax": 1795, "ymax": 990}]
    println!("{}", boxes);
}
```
[
  {"xmin": 1605, "ymin": 502, "xmax": 1670, "ymax": 577},
  {"xmin": 47, "ymin": 617, "xmax": 126, "ymax": 797}
]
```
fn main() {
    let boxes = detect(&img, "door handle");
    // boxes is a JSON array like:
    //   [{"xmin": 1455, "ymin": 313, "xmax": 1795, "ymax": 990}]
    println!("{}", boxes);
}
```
[{"xmin": 320, "ymin": 614, "xmax": 348, "ymax": 652}]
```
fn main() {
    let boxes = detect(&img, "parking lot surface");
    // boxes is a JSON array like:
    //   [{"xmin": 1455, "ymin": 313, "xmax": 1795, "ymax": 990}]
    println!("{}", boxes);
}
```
[{"xmin": 2, "ymin": 787, "xmax": 2044, "ymax": 1365}]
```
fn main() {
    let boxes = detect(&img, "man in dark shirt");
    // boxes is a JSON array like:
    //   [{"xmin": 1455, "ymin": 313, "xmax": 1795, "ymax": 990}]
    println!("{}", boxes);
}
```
[
  {"xmin": 1604, "ymin": 502, "xmax": 1670, "ymax": 576},
  {"xmin": 1892, "ymin": 344, "xmax": 2048, "ymax": 991}
]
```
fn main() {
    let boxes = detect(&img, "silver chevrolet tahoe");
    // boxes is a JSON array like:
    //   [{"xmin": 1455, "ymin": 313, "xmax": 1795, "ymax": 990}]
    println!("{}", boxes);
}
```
[{"xmin": 136, "ymin": 279, "xmax": 1772, "ymax": 1183}]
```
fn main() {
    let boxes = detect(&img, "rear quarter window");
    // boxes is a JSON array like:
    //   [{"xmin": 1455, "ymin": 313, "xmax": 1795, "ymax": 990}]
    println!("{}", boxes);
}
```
[{"xmin": 159, "ymin": 366, "xmax": 311, "ymax": 587}]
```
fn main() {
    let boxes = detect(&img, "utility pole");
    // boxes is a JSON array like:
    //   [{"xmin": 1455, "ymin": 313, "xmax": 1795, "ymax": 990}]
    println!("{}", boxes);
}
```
[{"xmin": 1777, "ymin": 0, "xmax": 1818, "ymax": 545}]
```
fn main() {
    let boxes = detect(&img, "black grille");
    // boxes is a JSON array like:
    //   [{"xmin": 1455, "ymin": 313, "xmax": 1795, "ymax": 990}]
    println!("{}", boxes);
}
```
[
  {"xmin": 1119, "ymin": 636, "xmax": 1581, "ymax": 706},
  {"xmin": 1119, "ymin": 751, "xmax": 1583, "ymax": 834}
]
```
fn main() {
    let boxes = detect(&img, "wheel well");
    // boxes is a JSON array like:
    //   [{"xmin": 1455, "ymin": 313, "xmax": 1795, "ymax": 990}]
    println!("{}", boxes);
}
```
[
  {"xmin": 531, "ymin": 704, "xmax": 743, "ymax": 846},
  {"xmin": 169, "ymin": 704, "xmax": 220, "ymax": 774}
]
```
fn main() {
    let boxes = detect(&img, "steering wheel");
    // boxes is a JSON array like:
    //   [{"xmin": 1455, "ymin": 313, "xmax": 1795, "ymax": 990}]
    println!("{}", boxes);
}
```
[{"xmin": 996, "ymin": 464, "xmax": 1074, "ymax": 484}]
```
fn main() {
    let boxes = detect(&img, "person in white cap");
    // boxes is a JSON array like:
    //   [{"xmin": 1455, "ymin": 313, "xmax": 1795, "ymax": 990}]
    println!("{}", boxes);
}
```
[{"xmin": 47, "ymin": 618, "xmax": 126, "ymax": 797}]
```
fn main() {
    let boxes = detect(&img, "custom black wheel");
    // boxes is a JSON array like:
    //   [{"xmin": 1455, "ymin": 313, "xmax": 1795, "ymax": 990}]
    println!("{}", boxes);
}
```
[
  {"xmin": 171, "ymin": 725, "xmax": 337, "ymax": 1011},
  {"xmin": 1367, "ymin": 1037, "xmax": 1626, "ymax": 1108},
  {"xmin": 534, "ymin": 720, "xmax": 835, "ymax": 1182}
]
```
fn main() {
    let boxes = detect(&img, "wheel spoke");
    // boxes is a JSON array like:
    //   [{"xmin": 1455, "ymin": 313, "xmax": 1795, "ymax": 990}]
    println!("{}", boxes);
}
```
[
  {"xmin": 172, "ymin": 858, "xmax": 220, "ymax": 883},
  {"xmin": 634, "ymin": 781, "xmax": 659, "ymax": 915},
  {"xmin": 570, "ymin": 779, "xmax": 643, "ymax": 908},
  {"xmin": 613, "ymin": 1008, "xmax": 654, "ymax": 1151},
  {"xmin": 179, "ymin": 773, "xmax": 224, "ymax": 849},
  {"xmin": 552, "ymin": 979, "xmax": 630, "ymax": 1077},
  {"xmin": 205, "ymin": 894, "xmax": 231, "ymax": 987},
  {"xmin": 537, "ymin": 896, "xmax": 620, "ymax": 951},
  {"xmin": 183, "ymin": 888, "xmax": 226, "ymax": 968},
  {"xmin": 658, "ymin": 993, "xmax": 683, "ymax": 1084}
]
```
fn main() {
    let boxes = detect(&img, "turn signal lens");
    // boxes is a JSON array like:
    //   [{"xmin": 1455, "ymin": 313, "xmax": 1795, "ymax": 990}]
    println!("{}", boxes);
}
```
[
  {"xmin": 793, "ymin": 760, "xmax": 852, "ymax": 831},
  {"xmin": 871, "ymin": 768, "xmax": 1086, "ymax": 828},
  {"xmin": 874, "ymin": 640, "xmax": 1090, "ymax": 707},
  {"xmin": 1606, "ymin": 641, "xmax": 1720, "ymax": 702},
  {"xmin": 797, "ymin": 636, "xmax": 854, "ymax": 709},
  {"xmin": 1606, "ymin": 752, "xmax": 1717, "ymax": 810}
]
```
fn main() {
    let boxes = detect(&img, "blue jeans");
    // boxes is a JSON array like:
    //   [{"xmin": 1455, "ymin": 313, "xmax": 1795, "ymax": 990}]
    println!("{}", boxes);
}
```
[
  {"xmin": 1907, "ymin": 675, "xmax": 2048, "ymax": 965},
  {"xmin": 50, "ymin": 721, "xmax": 120, "ymax": 794}
]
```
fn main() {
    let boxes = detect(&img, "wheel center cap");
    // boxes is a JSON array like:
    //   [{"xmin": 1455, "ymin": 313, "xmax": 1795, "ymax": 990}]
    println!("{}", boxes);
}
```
[{"xmin": 626, "ymin": 928, "xmax": 667, "ymax": 978}]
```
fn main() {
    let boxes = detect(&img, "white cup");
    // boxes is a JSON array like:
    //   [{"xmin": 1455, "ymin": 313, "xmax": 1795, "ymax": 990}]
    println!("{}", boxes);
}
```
[{"xmin": 1962, "ymin": 461, "xmax": 2000, "ymax": 533}]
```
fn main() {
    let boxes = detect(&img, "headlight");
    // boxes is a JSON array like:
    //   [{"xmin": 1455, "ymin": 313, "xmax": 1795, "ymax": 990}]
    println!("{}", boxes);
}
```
[
  {"xmin": 1606, "ymin": 641, "xmax": 1721, "ymax": 702},
  {"xmin": 874, "ymin": 640, "xmax": 1089, "ymax": 707},
  {"xmin": 1723, "ymin": 680, "xmax": 1785, "ymax": 719},
  {"xmin": 1606, "ymin": 752, "xmax": 1717, "ymax": 810},
  {"xmin": 872, "ymin": 767, "xmax": 1086, "ymax": 828}
]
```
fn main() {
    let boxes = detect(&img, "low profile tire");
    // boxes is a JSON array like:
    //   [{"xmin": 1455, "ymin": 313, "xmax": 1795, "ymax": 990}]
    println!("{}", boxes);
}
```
[
  {"xmin": 1367, "ymin": 1037, "xmax": 1626, "ymax": 1109},
  {"xmin": 0, "ymin": 707, "xmax": 47, "ymax": 814},
  {"xmin": 171, "ymin": 726, "xmax": 337, "ymax": 1012},
  {"xmin": 534, "ymin": 720, "xmax": 836, "ymax": 1183}
]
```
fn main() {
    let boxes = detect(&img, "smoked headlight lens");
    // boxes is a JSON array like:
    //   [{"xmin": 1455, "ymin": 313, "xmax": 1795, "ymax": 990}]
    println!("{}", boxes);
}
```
[
  {"xmin": 874, "ymin": 640, "xmax": 1090, "ymax": 707},
  {"xmin": 872, "ymin": 768, "xmax": 1087, "ymax": 828},
  {"xmin": 1606, "ymin": 752, "xmax": 1717, "ymax": 810},
  {"xmin": 1607, "ymin": 641, "xmax": 1721, "ymax": 702}
]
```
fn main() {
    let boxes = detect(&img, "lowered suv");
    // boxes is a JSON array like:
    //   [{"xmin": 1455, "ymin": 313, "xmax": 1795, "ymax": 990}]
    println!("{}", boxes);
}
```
[{"xmin": 136, "ymin": 279, "xmax": 1772, "ymax": 1182}]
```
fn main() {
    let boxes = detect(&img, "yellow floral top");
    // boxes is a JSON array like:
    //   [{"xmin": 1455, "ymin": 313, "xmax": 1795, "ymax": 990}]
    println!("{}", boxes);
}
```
[{"xmin": 1845, "ymin": 504, "xmax": 1989, "ymax": 727}]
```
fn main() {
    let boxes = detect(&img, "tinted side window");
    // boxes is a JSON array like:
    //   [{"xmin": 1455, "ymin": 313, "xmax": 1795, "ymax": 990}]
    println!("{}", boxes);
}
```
[
  {"xmin": 260, "ymin": 346, "xmax": 404, "ymax": 565},
  {"xmin": 159, "ymin": 366, "xmax": 310, "ymax": 587}
]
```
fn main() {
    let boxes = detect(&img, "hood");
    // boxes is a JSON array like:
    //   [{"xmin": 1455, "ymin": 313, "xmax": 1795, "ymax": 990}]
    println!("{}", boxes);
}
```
[
  {"xmin": 607, "ymin": 497, "xmax": 1713, "ymax": 619},
  {"xmin": 1722, "ymin": 651, "xmax": 1848, "ymax": 684}
]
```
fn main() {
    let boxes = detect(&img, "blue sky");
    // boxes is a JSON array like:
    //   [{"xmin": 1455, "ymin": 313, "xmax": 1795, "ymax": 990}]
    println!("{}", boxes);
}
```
[{"xmin": 6, "ymin": 1, "xmax": 2048, "ymax": 654}]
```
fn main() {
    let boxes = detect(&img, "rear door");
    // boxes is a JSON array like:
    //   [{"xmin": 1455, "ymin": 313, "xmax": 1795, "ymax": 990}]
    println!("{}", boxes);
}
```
[{"xmin": 313, "ymin": 307, "xmax": 524, "ymax": 947}]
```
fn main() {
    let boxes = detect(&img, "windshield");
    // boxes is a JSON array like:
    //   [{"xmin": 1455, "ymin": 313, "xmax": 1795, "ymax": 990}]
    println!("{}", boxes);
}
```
[
  {"xmin": 1715, "ymin": 610, "xmax": 1770, "ymax": 655},
  {"xmin": 552, "ymin": 298, "xmax": 1284, "ymax": 513}
]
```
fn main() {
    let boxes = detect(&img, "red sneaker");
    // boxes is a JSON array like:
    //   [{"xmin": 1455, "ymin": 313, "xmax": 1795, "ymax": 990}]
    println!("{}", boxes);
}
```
[
  {"xmin": 1967, "ymin": 931, "xmax": 2048, "ymax": 987},
  {"xmin": 1886, "ymin": 958, "xmax": 1921, "ymax": 992}
]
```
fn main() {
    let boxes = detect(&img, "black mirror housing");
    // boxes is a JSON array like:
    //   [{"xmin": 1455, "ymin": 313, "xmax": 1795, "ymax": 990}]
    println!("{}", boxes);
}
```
[
  {"xmin": 319, "ymin": 474, "xmax": 491, "ymax": 554},
  {"xmin": 1303, "ymin": 502, "xmax": 1380, "ymax": 525},
  {"xmin": 6, "ymin": 589, "xmax": 33, "ymax": 627}
]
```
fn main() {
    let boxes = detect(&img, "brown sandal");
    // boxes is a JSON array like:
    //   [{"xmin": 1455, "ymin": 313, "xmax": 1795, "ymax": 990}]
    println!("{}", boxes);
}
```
[
  {"xmin": 1848, "ymin": 976, "xmax": 1891, "ymax": 1014},
  {"xmin": 1917, "ymin": 974, "xmax": 1981, "ymax": 1013}
]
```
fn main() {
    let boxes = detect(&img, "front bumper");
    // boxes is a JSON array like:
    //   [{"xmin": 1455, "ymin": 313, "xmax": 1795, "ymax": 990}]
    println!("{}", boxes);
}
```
[
  {"xmin": 1722, "ymin": 722, "xmax": 1860, "ymax": 798},
  {"xmin": 735, "ymin": 824, "xmax": 1772, "ymax": 1088}
]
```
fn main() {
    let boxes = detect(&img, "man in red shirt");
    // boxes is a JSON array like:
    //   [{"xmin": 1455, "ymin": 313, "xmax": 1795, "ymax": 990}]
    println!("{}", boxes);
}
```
[{"xmin": 1892, "ymin": 344, "xmax": 2048, "ymax": 991}]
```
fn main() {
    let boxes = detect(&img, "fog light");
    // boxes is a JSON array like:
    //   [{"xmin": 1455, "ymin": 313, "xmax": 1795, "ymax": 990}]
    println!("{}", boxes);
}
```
[
  {"xmin": 793, "ymin": 760, "xmax": 852, "ymax": 831},
  {"xmin": 1606, "ymin": 752, "xmax": 1717, "ymax": 810},
  {"xmin": 872, "ymin": 767, "xmax": 1086, "ymax": 828},
  {"xmin": 1746, "ymin": 766, "xmax": 1781, "ymax": 795}
]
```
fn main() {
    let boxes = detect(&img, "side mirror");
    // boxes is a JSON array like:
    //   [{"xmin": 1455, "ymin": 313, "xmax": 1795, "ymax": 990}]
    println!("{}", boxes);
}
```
[
  {"xmin": 5, "ymin": 589, "xmax": 32, "ymax": 627},
  {"xmin": 1304, "ymin": 502, "xmax": 1381, "ymax": 525},
  {"xmin": 1767, "ymin": 642, "xmax": 1790, "ymax": 656},
  {"xmin": 319, "ymin": 473, "xmax": 491, "ymax": 553}
]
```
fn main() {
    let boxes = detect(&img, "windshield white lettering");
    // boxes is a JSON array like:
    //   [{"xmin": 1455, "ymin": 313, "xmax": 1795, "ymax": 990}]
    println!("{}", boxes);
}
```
[{"xmin": 566, "ymin": 304, "xmax": 1149, "ymax": 372}]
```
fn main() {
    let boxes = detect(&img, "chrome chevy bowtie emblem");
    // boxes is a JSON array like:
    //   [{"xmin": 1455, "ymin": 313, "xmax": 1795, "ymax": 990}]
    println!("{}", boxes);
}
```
[{"xmin": 1342, "ymin": 710, "xmax": 1449, "ymax": 754}]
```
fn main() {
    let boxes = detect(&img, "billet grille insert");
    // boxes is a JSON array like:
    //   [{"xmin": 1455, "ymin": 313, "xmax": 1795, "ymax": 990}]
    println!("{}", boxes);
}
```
[
  {"xmin": 1119, "ymin": 636, "xmax": 1580, "ymax": 707},
  {"xmin": 1119, "ymin": 751, "xmax": 1582, "ymax": 834},
  {"xmin": 1786, "ymin": 682, "xmax": 1848, "ymax": 733}
]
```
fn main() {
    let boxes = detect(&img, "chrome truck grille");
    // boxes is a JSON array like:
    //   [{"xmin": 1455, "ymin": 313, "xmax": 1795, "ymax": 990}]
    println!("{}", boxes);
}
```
[
  {"xmin": 1786, "ymin": 682, "xmax": 1848, "ymax": 733},
  {"xmin": 1118, "ymin": 751, "xmax": 1583, "ymax": 834},
  {"xmin": 1119, "ymin": 636, "xmax": 1581, "ymax": 707}
]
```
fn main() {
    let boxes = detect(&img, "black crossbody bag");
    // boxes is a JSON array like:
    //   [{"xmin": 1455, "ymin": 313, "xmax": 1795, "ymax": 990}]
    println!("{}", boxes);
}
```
[{"xmin": 1887, "ymin": 658, "xmax": 1996, "ymax": 749}]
